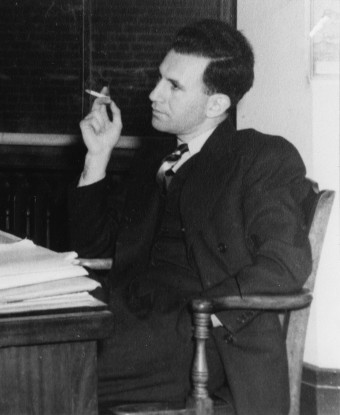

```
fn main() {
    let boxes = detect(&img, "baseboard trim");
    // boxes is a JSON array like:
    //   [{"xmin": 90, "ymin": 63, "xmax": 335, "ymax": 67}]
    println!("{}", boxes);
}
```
[{"xmin": 301, "ymin": 362, "xmax": 340, "ymax": 415}]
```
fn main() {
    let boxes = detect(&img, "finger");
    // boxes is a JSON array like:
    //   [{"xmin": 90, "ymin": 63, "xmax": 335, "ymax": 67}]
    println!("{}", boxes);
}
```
[
  {"xmin": 91, "ymin": 118, "xmax": 102, "ymax": 134},
  {"xmin": 100, "ymin": 86, "xmax": 110, "ymax": 96},
  {"xmin": 91, "ymin": 108, "xmax": 108, "ymax": 126},
  {"xmin": 80, "ymin": 117, "xmax": 102, "ymax": 134},
  {"xmin": 91, "ymin": 95, "xmax": 111, "ymax": 112},
  {"xmin": 93, "ymin": 97, "xmax": 117, "ymax": 125},
  {"xmin": 108, "ymin": 100, "xmax": 122, "ymax": 128},
  {"xmin": 84, "ymin": 110, "xmax": 105, "ymax": 129}
]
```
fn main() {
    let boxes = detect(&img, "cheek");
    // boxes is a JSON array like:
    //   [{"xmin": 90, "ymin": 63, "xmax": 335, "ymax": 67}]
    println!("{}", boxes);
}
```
[
  {"xmin": 171, "ymin": 95, "xmax": 205, "ymax": 118},
  {"xmin": 181, "ymin": 99, "xmax": 207, "ymax": 124}
]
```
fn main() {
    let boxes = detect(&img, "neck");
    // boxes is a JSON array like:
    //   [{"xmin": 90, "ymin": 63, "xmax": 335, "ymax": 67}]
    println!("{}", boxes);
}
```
[{"xmin": 177, "ymin": 113, "xmax": 228, "ymax": 144}]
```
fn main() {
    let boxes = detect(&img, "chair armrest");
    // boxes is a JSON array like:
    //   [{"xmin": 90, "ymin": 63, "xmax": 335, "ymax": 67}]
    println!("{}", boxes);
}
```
[
  {"xmin": 191, "ymin": 289, "xmax": 313, "ymax": 314},
  {"xmin": 78, "ymin": 258, "xmax": 113, "ymax": 270},
  {"xmin": 188, "ymin": 288, "xmax": 312, "ymax": 406}
]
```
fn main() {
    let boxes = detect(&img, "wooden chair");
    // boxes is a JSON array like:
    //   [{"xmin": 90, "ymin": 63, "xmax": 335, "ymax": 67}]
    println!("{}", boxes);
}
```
[{"xmin": 78, "ymin": 184, "xmax": 335, "ymax": 415}]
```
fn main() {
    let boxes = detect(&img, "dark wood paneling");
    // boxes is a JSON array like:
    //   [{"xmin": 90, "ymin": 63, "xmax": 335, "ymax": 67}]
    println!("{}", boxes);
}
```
[
  {"xmin": 0, "ymin": 144, "xmax": 135, "ymax": 251},
  {"xmin": 0, "ymin": 342, "xmax": 97, "ymax": 415},
  {"xmin": 0, "ymin": 309, "xmax": 113, "ymax": 415}
]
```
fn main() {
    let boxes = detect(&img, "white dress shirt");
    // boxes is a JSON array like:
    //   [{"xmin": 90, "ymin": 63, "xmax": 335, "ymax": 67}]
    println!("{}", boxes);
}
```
[{"xmin": 172, "ymin": 127, "xmax": 216, "ymax": 173}]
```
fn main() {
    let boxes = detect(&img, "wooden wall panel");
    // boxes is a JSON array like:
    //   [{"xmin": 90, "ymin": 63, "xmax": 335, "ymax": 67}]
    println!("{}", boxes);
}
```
[{"xmin": 0, "ymin": 342, "xmax": 98, "ymax": 415}]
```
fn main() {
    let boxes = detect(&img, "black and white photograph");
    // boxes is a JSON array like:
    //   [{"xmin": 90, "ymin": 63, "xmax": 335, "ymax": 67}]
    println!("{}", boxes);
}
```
[{"xmin": 0, "ymin": 1, "xmax": 339, "ymax": 414}]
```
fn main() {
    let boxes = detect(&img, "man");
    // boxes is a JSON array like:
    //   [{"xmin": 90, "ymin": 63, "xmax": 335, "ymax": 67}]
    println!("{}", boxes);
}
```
[{"xmin": 69, "ymin": 19, "xmax": 312, "ymax": 415}]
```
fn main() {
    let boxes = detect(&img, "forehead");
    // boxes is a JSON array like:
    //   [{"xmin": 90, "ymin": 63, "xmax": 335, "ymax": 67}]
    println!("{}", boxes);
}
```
[{"xmin": 159, "ymin": 50, "xmax": 211, "ymax": 86}]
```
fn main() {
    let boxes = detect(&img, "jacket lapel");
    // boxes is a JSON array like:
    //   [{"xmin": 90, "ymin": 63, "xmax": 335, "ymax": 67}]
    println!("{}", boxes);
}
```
[{"xmin": 180, "ymin": 118, "xmax": 239, "ymax": 229}]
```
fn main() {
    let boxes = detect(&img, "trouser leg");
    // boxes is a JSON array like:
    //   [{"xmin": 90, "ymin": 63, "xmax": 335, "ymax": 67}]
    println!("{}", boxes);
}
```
[{"xmin": 213, "ymin": 313, "xmax": 290, "ymax": 415}]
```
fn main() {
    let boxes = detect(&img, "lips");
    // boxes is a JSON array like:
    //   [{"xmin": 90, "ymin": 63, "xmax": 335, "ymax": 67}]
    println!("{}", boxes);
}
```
[{"xmin": 152, "ymin": 106, "xmax": 166, "ymax": 116}]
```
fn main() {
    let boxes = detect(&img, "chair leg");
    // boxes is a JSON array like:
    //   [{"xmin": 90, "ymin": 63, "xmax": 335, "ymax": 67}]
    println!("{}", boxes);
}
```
[
  {"xmin": 187, "ymin": 303, "xmax": 213, "ymax": 415},
  {"xmin": 99, "ymin": 303, "xmax": 215, "ymax": 415}
]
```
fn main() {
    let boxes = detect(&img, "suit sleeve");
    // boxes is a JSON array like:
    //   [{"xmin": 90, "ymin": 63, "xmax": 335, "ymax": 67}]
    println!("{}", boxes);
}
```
[
  {"xmin": 203, "ymin": 138, "xmax": 313, "ymax": 333},
  {"xmin": 67, "ymin": 143, "xmax": 165, "ymax": 259},
  {"xmin": 68, "ymin": 177, "xmax": 124, "ymax": 258},
  {"xmin": 236, "ymin": 138, "xmax": 312, "ymax": 295}
]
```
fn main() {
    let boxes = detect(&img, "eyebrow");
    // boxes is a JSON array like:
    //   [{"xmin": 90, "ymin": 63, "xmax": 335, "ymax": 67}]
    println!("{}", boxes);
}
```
[
  {"xmin": 157, "ymin": 67, "xmax": 184, "ymax": 88},
  {"xmin": 166, "ymin": 76, "xmax": 185, "ymax": 90}
]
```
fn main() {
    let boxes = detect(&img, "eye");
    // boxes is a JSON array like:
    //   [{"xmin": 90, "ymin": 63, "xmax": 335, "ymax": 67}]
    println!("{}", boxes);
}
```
[{"xmin": 170, "ymin": 81, "xmax": 180, "ymax": 91}]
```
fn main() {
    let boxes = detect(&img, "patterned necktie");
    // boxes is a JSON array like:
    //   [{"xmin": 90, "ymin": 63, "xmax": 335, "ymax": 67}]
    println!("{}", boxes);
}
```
[{"xmin": 156, "ymin": 143, "xmax": 189, "ymax": 189}]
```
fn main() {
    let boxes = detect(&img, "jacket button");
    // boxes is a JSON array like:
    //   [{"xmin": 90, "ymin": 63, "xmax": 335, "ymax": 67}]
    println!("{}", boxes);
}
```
[
  {"xmin": 217, "ymin": 243, "xmax": 227, "ymax": 253},
  {"xmin": 223, "ymin": 333, "xmax": 234, "ymax": 344}
]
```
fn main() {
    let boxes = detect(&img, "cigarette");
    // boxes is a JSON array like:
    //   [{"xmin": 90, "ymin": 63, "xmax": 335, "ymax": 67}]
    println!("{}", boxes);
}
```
[{"xmin": 85, "ymin": 89, "xmax": 109, "ymax": 98}]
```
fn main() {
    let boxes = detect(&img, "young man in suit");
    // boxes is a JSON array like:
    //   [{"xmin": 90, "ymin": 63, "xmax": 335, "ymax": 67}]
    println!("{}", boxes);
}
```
[{"xmin": 69, "ymin": 19, "xmax": 312, "ymax": 415}]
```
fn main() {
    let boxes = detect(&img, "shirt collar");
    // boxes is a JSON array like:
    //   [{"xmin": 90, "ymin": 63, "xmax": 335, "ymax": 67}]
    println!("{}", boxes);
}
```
[{"xmin": 177, "ymin": 126, "xmax": 217, "ymax": 157}]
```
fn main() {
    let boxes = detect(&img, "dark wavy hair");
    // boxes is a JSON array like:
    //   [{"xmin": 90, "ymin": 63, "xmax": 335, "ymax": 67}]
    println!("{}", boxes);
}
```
[{"xmin": 171, "ymin": 19, "xmax": 254, "ymax": 107}]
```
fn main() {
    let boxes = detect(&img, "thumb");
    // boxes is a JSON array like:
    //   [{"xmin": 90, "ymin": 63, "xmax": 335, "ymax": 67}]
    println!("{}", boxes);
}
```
[{"xmin": 100, "ymin": 86, "xmax": 110, "ymax": 97}]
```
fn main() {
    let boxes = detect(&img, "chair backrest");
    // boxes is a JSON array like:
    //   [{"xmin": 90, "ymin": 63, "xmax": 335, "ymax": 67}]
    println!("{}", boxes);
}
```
[{"xmin": 285, "ymin": 184, "xmax": 335, "ymax": 415}]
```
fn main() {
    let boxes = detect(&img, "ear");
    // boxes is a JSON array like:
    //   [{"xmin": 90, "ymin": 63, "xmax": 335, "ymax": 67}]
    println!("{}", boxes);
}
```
[{"xmin": 206, "ymin": 94, "xmax": 231, "ymax": 118}]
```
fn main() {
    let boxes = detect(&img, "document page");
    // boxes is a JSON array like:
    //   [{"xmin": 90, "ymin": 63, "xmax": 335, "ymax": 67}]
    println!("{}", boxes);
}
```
[{"xmin": 0, "ymin": 230, "xmax": 105, "ymax": 315}]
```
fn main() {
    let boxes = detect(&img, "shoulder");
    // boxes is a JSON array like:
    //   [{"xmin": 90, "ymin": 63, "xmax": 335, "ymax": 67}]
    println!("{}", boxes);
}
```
[
  {"xmin": 235, "ymin": 128, "xmax": 299, "ymax": 157},
  {"xmin": 234, "ymin": 128, "xmax": 305, "ymax": 169},
  {"xmin": 232, "ymin": 129, "xmax": 307, "ymax": 189}
]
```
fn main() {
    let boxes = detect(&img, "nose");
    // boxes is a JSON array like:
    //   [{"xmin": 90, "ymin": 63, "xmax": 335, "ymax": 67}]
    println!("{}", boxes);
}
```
[{"xmin": 149, "ymin": 78, "xmax": 163, "ymax": 103}]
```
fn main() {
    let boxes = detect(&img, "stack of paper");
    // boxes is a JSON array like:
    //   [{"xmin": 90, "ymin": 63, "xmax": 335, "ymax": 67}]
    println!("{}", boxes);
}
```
[{"xmin": 0, "ymin": 230, "xmax": 106, "ymax": 315}]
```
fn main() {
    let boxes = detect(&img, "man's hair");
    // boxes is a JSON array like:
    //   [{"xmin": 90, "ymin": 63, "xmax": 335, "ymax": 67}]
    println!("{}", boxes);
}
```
[{"xmin": 171, "ymin": 19, "xmax": 254, "ymax": 107}]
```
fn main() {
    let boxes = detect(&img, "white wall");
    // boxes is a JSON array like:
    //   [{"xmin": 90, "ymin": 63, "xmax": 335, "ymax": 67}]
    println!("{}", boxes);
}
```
[
  {"xmin": 237, "ymin": 0, "xmax": 340, "ymax": 369},
  {"xmin": 307, "ymin": 79, "xmax": 339, "ymax": 367},
  {"xmin": 237, "ymin": 0, "xmax": 313, "ymax": 173}
]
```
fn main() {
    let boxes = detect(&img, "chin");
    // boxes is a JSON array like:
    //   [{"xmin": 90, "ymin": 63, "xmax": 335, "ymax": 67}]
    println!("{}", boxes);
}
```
[{"xmin": 151, "ymin": 118, "xmax": 171, "ymax": 133}]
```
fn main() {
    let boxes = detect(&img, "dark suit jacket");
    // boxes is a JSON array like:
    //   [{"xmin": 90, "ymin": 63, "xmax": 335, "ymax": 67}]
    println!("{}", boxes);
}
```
[{"xmin": 69, "ymin": 118, "xmax": 312, "ymax": 414}]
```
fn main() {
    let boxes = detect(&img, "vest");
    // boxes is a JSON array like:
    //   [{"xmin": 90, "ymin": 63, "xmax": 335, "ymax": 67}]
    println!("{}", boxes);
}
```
[{"xmin": 147, "ymin": 156, "xmax": 202, "ymax": 296}]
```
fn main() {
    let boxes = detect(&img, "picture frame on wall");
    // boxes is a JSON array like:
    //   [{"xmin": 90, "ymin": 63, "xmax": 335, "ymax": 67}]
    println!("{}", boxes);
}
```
[{"xmin": 309, "ymin": 0, "xmax": 340, "ymax": 78}]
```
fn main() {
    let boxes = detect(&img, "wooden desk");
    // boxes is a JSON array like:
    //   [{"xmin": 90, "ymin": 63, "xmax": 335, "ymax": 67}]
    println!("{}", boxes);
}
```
[{"xmin": 0, "ymin": 309, "xmax": 113, "ymax": 415}]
